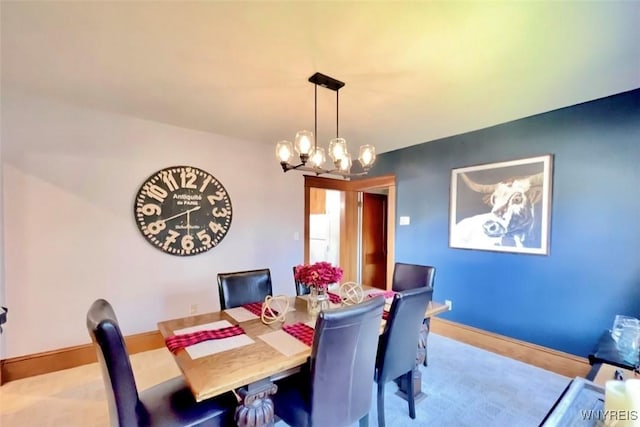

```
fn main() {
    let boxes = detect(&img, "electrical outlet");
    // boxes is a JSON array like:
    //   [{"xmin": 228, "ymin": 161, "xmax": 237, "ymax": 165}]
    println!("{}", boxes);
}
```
[
  {"xmin": 445, "ymin": 299, "xmax": 452, "ymax": 310},
  {"xmin": 189, "ymin": 304, "xmax": 198, "ymax": 315}
]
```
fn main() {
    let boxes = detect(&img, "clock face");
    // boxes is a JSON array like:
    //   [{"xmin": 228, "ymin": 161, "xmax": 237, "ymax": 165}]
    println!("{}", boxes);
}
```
[{"xmin": 134, "ymin": 166, "xmax": 232, "ymax": 256}]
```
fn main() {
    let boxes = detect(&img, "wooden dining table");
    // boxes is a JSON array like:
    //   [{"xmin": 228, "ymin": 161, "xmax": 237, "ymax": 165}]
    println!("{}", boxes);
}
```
[{"xmin": 157, "ymin": 292, "xmax": 449, "ymax": 427}]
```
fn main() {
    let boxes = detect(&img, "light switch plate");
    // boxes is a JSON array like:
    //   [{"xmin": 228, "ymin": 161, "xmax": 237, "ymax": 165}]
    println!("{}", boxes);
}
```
[{"xmin": 399, "ymin": 216, "xmax": 410, "ymax": 225}]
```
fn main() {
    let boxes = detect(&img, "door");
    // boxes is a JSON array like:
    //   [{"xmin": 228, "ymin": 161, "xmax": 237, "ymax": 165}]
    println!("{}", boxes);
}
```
[{"xmin": 361, "ymin": 193, "xmax": 387, "ymax": 289}]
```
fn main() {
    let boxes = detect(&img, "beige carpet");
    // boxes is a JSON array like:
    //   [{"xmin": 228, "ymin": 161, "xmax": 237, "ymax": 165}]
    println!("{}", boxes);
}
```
[
  {"xmin": 376, "ymin": 334, "xmax": 570, "ymax": 427},
  {"xmin": 0, "ymin": 347, "xmax": 180, "ymax": 427},
  {"xmin": 0, "ymin": 334, "xmax": 570, "ymax": 427}
]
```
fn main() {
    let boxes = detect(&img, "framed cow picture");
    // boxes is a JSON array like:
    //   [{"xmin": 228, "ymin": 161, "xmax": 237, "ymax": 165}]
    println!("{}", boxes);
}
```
[{"xmin": 449, "ymin": 154, "xmax": 553, "ymax": 255}]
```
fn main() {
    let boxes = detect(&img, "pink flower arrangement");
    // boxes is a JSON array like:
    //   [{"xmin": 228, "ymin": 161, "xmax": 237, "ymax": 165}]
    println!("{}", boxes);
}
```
[{"xmin": 294, "ymin": 262, "xmax": 343, "ymax": 290}]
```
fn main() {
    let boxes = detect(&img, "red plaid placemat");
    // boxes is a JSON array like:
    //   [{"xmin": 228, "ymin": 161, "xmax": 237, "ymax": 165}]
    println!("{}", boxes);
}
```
[
  {"xmin": 327, "ymin": 291, "xmax": 342, "ymax": 304},
  {"xmin": 367, "ymin": 290, "xmax": 396, "ymax": 299},
  {"xmin": 242, "ymin": 302, "xmax": 278, "ymax": 317},
  {"xmin": 165, "ymin": 325, "xmax": 245, "ymax": 354},
  {"xmin": 282, "ymin": 322, "xmax": 315, "ymax": 346}
]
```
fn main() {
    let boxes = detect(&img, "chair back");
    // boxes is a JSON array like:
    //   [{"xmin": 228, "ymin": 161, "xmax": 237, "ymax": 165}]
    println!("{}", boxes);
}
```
[
  {"xmin": 309, "ymin": 296, "xmax": 385, "ymax": 426},
  {"xmin": 293, "ymin": 266, "xmax": 310, "ymax": 296},
  {"xmin": 391, "ymin": 262, "xmax": 435, "ymax": 292},
  {"xmin": 86, "ymin": 299, "xmax": 145, "ymax": 427},
  {"xmin": 376, "ymin": 287, "xmax": 433, "ymax": 383},
  {"xmin": 217, "ymin": 268, "xmax": 273, "ymax": 309}
]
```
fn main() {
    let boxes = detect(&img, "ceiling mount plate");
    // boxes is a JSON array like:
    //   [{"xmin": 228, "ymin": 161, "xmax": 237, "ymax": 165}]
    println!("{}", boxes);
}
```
[{"xmin": 308, "ymin": 72, "xmax": 345, "ymax": 91}]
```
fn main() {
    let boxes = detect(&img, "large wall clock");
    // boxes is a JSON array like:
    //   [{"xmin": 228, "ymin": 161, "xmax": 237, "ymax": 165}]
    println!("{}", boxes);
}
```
[{"xmin": 134, "ymin": 166, "xmax": 232, "ymax": 256}]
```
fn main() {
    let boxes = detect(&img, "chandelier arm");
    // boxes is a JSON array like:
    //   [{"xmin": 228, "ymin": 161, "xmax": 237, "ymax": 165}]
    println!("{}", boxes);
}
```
[
  {"xmin": 281, "ymin": 162, "xmax": 365, "ymax": 179},
  {"xmin": 281, "ymin": 161, "xmax": 312, "ymax": 172}
]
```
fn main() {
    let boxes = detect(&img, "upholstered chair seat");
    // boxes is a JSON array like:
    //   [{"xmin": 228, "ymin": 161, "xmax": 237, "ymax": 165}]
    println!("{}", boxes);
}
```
[{"xmin": 136, "ymin": 377, "xmax": 234, "ymax": 426}]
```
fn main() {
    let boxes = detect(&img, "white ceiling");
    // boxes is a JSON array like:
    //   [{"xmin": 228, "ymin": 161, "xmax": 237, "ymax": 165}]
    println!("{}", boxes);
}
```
[{"xmin": 2, "ymin": 1, "xmax": 639, "ymax": 155}]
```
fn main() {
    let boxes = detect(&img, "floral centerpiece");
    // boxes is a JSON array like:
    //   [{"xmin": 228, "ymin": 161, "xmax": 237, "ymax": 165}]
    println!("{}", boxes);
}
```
[
  {"xmin": 294, "ymin": 261, "xmax": 343, "ymax": 290},
  {"xmin": 294, "ymin": 262, "xmax": 343, "ymax": 316}
]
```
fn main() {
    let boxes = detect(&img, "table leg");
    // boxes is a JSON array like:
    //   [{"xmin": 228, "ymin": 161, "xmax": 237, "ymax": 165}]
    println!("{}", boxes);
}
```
[
  {"xmin": 395, "ymin": 322, "xmax": 428, "ymax": 403},
  {"xmin": 235, "ymin": 379, "xmax": 278, "ymax": 427}
]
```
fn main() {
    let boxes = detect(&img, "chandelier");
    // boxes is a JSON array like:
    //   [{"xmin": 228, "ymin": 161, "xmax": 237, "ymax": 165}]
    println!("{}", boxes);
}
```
[{"xmin": 275, "ymin": 72, "xmax": 376, "ymax": 179}]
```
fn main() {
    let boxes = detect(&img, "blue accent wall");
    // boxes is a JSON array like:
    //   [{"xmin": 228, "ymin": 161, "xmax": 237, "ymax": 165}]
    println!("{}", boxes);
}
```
[{"xmin": 372, "ymin": 89, "xmax": 640, "ymax": 356}]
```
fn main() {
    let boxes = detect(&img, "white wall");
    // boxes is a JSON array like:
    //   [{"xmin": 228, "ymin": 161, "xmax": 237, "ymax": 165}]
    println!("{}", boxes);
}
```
[{"xmin": 1, "ymin": 89, "xmax": 304, "ymax": 358}]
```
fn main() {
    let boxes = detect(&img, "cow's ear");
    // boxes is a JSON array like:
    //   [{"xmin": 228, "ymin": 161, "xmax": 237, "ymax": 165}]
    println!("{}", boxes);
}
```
[
  {"xmin": 529, "ymin": 188, "xmax": 542, "ymax": 204},
  {"xmin": 482, "ymin": 194, "xmax": 492, "ymax": 205}
]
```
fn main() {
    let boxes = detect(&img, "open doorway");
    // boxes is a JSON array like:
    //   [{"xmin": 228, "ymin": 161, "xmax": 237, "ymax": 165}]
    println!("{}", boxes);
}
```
[
  {"xmin": 303, "ymin": 175, "xmax": 396, "ymax": 290},
  {"xmin": 361, "ymin": 189, "xmax": 388, "ymax": 289},
  {"xmin": 308, "ymin": 188, "xmax": 342, "ymax": 265}
]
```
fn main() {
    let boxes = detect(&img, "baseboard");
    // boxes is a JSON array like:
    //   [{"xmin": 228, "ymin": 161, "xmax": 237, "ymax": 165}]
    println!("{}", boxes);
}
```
[
  {"xmin": 1, "ymin": 319, "xmax": 592, "ymax": 385},
  {"xmin": 431, "ymin": 318, "xmax": 591, "ymax": 378},
  {"xmin": 0, "ymin": 330, "xmax": 165, "ymax": 384}
]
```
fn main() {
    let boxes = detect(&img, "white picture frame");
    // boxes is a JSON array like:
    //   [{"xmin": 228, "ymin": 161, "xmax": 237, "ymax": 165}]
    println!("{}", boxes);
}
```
[{"xmin": 449, "ymin": 154, "xmax": 553, "ymax": 255}]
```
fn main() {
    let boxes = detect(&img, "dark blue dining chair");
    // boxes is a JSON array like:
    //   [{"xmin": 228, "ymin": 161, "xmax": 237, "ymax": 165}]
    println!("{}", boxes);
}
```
[
  {"xmin": 272, "ymin": 296, "xmax": 385, "ymax": 427},
  {"xmin": 391, "ymin": 262, "xmax": 436, "ymax": 366},
  {"xmin": 217, "ymin": 268, "xmax": 273, "ymax": 309},
  {"xmin": 375, "ymin": 287, "xmax": 433, "ymax": 427},
  {"xmin": 391, "ymin": 262, "xmax": 435, "ymax": 292},
  {"xmin": 293, "ymin": 266, "xmax": 310, "ymax": 296},
  {"xmin": 86, "ymin": 299, "xmax": 237, "ymax": 427}
]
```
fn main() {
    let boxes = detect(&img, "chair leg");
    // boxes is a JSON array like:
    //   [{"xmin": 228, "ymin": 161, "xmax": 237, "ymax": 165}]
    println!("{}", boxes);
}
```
[
  {"xmin": 377, "ymin": 381, "xmax": 385, "ymax": 427},
  {"xmin": 407, "ymin": 370, "xmax": 416, "ymax": 419},
  {"xmin": 359, "ymin": 412, "xmax": 369, "ymax": 427},
  {"xmin": 423, "ymin": 344, "xmax": 428, "ymax": 367}
]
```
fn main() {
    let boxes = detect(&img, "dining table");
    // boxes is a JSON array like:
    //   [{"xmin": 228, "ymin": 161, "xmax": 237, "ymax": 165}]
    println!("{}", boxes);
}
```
[{"xmin": 157, "ymin": 288, "xmax": 449, "ymax": 427}]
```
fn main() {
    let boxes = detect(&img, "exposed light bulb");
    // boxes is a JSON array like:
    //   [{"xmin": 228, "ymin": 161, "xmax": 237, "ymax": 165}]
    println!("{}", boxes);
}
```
[
  {"xmin": 295, "ymin": 130, "xmax": 314, "ymax": 155},
  {"xmin": 275, "ymin": 140, "xmax": 294, "ymax": 163},
  {"xmin": 358, "ymin": 145, "xmax": 376, "ymax": 168},
  {"xmin": 329, "ymin": 138, "xmax": 347, "ymax": 162},
  {"xmin": 309, "ymin": 147, "xmax": 326, "ymax": 168},
  {"xmin": 338, "ymin": 153, "xmax": 352, "ymax": 172}
]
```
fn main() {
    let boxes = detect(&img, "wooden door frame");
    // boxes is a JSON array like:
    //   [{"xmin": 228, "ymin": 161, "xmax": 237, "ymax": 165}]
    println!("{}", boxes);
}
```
[{"xmin": 303, "ymin": 174, "xmax": 396, "ymax": 289}]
